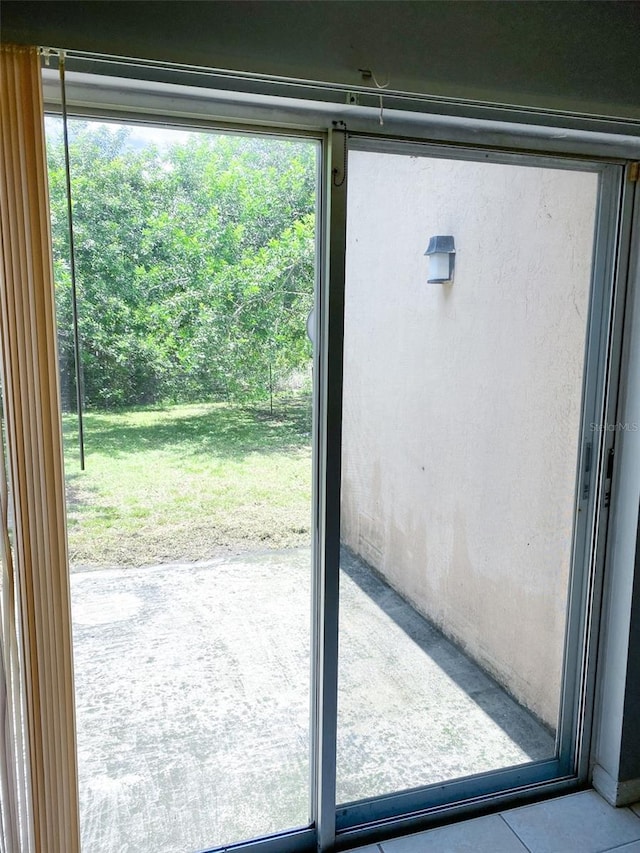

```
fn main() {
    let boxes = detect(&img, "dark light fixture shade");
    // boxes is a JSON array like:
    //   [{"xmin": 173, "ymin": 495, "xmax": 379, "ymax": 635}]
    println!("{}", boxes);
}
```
[{"xmin": 424, "ymin": 235, "xmax": 456, "ymax": 256}]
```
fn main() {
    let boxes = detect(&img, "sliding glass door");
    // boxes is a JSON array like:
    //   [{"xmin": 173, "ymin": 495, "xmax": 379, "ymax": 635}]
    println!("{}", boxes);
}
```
[
  {"xmin": 329, "ymin": 137, "xmax": 621, "ymax": 835},
  {"xmin": 42, "ymin": 93, "xmax": 624, "ymax": 851},
  {"xmin": 46, "ymin": 117, "xmax": 320, "ymax": 852}
]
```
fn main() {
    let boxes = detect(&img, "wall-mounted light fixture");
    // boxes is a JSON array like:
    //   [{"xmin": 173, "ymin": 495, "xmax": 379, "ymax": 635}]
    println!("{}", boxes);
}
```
[{"xmin": 425, "ymin": 235, "xmax": 455, "ymax": 284}]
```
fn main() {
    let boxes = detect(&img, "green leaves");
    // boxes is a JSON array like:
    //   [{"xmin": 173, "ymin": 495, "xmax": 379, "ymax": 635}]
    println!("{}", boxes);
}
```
[{"xmin": 46, "ymin": 120, "xmax": 317, "ymax": 410}]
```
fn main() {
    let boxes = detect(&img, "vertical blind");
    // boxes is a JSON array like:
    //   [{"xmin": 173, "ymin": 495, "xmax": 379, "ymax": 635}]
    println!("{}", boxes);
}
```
[{"xmin": 0, "ymin": 43, "xmax": 80, "ymax": 852}]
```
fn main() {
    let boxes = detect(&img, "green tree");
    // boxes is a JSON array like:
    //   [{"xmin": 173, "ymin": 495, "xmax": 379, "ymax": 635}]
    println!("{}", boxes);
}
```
[{"xmin": 46, "ymin": 119, "xmax": 316, "ymax": 409}]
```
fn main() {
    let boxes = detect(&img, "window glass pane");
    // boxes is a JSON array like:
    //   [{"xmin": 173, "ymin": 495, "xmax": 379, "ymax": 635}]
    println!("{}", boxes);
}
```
[
  {"xmin": 46, "ymin": 117, "xmax": 318, "ymax": 851},
  {"xmin": 337, "ymin": 149, "xmax": 598, "ymax": 803}
]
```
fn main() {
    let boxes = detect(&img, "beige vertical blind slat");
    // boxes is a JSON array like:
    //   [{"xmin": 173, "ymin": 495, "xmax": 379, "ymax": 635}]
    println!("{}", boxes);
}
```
[{"xmin": 0, "ymin": 44, "xmax": 80, "ymax": 853}]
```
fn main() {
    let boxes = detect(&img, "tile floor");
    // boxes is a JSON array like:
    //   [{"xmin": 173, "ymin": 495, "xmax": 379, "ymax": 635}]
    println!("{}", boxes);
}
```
[{"xmin": 347, "ymin": 790, "xmax": 640, "ymax": 853}]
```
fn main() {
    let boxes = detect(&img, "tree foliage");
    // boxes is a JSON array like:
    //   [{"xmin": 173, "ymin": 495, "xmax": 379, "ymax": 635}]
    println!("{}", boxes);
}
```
[{"xmin": 46, "ymin": 120, "xmax": 316, "ymax": 409}]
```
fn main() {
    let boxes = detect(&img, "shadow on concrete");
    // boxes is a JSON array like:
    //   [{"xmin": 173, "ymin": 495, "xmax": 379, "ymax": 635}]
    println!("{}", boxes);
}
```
[{"xmin": 340, "ymin": 545, "xmax": 555, "ymax": 756}]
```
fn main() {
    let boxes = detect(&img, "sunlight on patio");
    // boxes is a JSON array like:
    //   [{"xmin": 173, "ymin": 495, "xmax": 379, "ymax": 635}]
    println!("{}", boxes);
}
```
[{"xmin": 71, "ymin": 548, "xmax": 552, "ymax": 853}]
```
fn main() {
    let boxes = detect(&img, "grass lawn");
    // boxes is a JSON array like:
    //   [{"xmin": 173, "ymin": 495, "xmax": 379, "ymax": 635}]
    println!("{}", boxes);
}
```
[{"xmin": 62, "ymin": 398, "xmax": 312, "ymax": 569}]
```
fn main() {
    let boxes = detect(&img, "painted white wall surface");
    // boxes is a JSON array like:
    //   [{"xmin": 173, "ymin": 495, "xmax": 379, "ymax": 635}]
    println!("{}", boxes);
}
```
[{"xmin": 341, "ymin": 151, "xmax": 598, "ymax": 728}]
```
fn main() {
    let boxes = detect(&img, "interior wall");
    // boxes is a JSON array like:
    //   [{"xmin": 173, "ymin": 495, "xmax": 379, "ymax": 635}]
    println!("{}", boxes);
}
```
[
  {"xmin": 593, "ymin": 188, "xmax": 640, "ymax": 805},
  {"xmin": 2, "ymin": 1, "xmax": 640, "ymax": 122}
]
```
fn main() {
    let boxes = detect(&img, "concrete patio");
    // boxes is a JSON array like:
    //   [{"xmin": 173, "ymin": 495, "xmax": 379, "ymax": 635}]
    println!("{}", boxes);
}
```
[{"xmin": 70, "ymin": 547, "xmax": 554, "ymax": 853}]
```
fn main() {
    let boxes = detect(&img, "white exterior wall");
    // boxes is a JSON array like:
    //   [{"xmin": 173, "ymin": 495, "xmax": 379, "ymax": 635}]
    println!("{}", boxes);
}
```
[{"xmin": 341, "ymin": 151, "xmax": 598, "ymax": 728}]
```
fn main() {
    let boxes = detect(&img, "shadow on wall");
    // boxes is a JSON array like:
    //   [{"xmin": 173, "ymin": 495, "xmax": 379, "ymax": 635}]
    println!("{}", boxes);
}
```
[{"xmin": 341, "ymin": 546, "xmax": 555, "ymax": 749}]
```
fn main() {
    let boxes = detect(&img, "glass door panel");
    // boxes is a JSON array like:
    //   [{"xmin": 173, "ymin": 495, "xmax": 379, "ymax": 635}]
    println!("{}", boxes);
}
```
[
  {"xmin": 336, "ymin": 145, "xmax": 599, "ymax": 805},
  {"xmin": 46, "ymin": 117, "xmax": 319, "ymax": 851}
]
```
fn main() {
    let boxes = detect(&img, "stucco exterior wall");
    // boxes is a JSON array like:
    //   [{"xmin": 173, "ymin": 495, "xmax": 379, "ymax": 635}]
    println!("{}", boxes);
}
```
[{"xmin": 340, "ymin": 151, "xmax": 598, "ymax": 728}]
